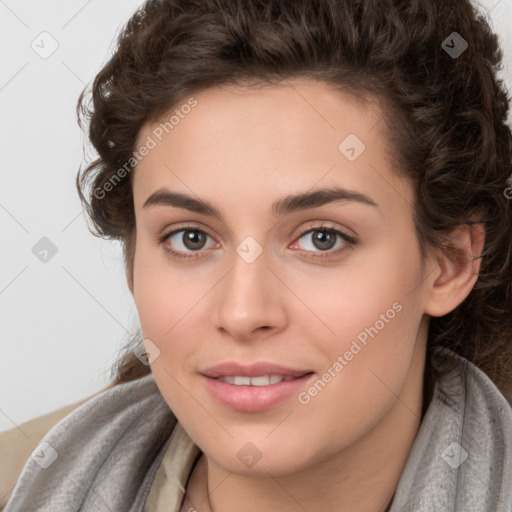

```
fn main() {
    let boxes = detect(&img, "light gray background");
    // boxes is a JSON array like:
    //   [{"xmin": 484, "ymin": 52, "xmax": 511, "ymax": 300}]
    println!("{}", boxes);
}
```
[{"xmin": 1, "ymin": 0, "xmax": 511, "ymax": 434}]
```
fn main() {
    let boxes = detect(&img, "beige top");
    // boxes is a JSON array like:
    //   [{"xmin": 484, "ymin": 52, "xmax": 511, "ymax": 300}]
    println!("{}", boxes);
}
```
[{"xmin": 143, "ymin": 421, "xmax": 201, "ymax": 512}]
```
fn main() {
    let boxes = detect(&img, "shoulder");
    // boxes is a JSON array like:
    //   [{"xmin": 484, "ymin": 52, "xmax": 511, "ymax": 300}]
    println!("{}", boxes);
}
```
[
  {"xmin": 0, "ymin": 389, "xmax": 105, "ymax": 509},
  {"xmin": 2, "ymin": 374, "xmax": 176, "ymax": 512},
  {"xmin": 392, "ymin": 349, "xmax": 512, "ymax": 511}
]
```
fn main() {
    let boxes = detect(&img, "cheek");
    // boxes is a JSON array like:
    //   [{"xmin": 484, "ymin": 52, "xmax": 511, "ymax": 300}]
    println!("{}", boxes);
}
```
[
  {"xmin": 285, "ymin": 235, "xmax": 423, "ymax": 350},
  {"xmin": 132, "ymin": 246, "xmax": 206, "ymax": 419},
  {"xmin": 297, "ymin": 251, "xmax": 425, "ymax": 429},
  {"xmin": 132, "ymin": 236, "xmax": 208, "ymax": 340},
  {"xmin": 285, "ymin": 240, "xmax": 425, "ymax": 417},
  {"xmin": 286, "ymin": 299, "xmax": 423, "ymax": 462}
]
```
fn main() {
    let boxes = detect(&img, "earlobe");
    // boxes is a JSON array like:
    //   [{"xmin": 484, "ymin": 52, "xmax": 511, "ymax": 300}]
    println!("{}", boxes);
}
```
[{"xmin": 424, "ymin": 223, "xmax": 485, "ymax": 317}]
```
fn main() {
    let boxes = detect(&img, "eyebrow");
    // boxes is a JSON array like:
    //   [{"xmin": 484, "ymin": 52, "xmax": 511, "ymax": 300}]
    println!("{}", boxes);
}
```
[{"xmin": 142, "ymin": 186, "xmax": 378, "ymax": 219}]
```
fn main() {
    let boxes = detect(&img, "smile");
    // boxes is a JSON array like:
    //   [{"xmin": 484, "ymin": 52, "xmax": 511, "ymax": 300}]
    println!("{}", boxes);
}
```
[{"xmin": 203, "ymin": 371, "xmax": 315, "ymax": 412}]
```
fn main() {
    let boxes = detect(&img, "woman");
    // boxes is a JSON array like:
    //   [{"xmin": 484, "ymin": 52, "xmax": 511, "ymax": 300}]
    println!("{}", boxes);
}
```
[{"xmin": 4, "ymin": 0, "xmax": 512, "ymax": 510}]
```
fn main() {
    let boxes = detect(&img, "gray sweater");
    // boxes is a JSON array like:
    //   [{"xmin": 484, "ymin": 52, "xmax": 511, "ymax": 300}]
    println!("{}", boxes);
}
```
[{"xmin": 4, "ymin": 349, "xmax": 512, "ymax": 511}]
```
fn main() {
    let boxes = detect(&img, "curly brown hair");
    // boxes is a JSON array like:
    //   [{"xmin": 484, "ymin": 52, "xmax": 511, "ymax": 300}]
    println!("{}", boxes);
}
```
[{"xmin": 76, "ymin": 0, "xmax": 512, "ymax": 406}]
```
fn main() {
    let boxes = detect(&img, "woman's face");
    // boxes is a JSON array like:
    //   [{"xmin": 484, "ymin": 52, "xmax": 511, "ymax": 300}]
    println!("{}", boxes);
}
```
[{"xmin": 131, "ymin": 79, "xmax": 434, "ymax": 476}]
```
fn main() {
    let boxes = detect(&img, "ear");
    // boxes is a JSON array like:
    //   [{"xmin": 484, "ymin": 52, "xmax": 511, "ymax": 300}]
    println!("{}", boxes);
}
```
[{"xmin": 423, "ymin": 222, "xmax": 485, "ymax": 317}]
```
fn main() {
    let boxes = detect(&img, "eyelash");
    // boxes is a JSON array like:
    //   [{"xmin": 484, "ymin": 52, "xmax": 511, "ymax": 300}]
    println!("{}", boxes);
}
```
[{"xmin": 158, "ymin": 223, "xmax": 357, "ymax": 261}]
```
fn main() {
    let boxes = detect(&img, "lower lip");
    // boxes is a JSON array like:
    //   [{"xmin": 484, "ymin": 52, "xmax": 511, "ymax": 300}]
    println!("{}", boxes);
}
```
[{"xmin": 202, "ymin": 373, "xmax": 315, "ymax": 412}]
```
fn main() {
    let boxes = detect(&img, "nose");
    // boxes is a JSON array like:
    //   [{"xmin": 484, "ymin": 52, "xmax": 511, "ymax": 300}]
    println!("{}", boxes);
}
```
[{"xmin": 212, "ymin": 246, "xmax": 288, "ymax": 342}]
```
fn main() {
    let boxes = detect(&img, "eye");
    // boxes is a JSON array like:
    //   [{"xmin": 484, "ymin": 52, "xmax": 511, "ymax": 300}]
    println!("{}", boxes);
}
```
[
  {"xmin": 159, "ymin": 223, "xmax": 356, "ymax": 261},
  {"xmin": 291, "ymin": 225, "xmax": 356, "ymax": 259},
  {"xmin": 159, "ymin": 226, "xmax": 217, "ymax": 259}
]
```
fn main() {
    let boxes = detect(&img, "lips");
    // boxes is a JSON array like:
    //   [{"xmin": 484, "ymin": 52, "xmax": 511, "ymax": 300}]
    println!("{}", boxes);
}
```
[{"xmin": 201, "ymin": 362, "xmax": 314, "ymax": 412}]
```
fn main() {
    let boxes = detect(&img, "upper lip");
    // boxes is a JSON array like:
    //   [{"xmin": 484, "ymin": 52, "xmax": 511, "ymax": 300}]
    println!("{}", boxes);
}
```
[{"xmin": 201, "ymin": 362, "xmax": 313, "ymax": 379}]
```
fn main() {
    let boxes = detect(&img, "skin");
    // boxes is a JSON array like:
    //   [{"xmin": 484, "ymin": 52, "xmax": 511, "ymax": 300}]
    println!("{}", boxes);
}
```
[{"xmin": 128, "ymin": 79, "xmax": 483, "ymax": 512}]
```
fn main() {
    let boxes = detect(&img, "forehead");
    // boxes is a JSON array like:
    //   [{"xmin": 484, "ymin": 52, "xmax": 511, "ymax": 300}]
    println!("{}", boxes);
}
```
[{"xmin": 132, "ymin": 79, "xmax": 412, "ymax": 215}]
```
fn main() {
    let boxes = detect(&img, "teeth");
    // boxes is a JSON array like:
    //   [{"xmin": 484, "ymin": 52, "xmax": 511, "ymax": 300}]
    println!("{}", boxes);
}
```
[
  {"xmin": 234, "ymin": 376, "xmax": 251, "ymax": 386},
  {"xmin": 218, "ymin": 375, "xmax": 292, "ymax": 386}
]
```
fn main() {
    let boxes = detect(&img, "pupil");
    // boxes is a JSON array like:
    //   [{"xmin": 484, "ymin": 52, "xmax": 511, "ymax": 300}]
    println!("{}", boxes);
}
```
[
  {"xmin": 313, "ymin": 230, "xmax": 336, "ymax": 250},
  {"xmin": 184, "ymin": 230, "xmax": 205, "ymax": 250}
]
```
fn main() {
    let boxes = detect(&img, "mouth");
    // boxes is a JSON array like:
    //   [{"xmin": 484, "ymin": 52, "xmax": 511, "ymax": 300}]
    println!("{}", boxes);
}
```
[{"xmin": 201, "ymin": 362, "xmax": 315, "ymax": 412}]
